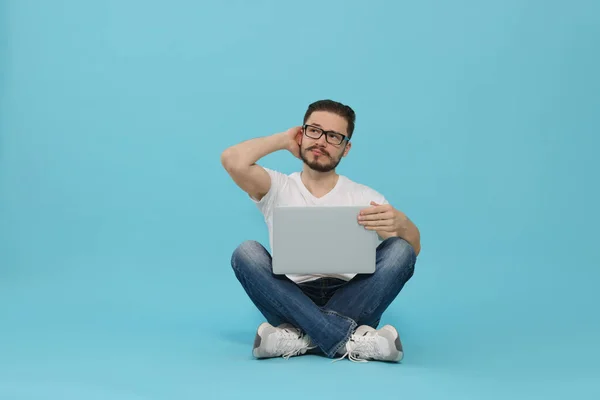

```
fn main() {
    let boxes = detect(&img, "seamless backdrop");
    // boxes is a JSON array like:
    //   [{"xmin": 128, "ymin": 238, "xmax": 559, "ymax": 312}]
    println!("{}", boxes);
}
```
[{"xmin": 1, "ymin": 1, "xmax": 599, "ymax": 399}]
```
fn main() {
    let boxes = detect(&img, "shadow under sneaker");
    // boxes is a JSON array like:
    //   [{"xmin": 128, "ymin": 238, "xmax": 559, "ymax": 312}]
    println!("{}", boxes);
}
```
[
  {"xmin": 252, "ymin": 322, "xmax": 316, "ymax": 359},
  {"xmin": 335, "ymin": 324, "xmax": 404, "ymax": 363}
]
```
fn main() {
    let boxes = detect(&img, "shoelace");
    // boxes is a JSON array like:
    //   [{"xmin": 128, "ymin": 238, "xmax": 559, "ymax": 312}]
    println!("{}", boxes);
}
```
[
  {"xmin": 333, "ymin": 333, "xmax": 381, "ymax": 363},
  {"xmin": 276, "ymin": 328, "xmax": 316, "ymax": 360}
]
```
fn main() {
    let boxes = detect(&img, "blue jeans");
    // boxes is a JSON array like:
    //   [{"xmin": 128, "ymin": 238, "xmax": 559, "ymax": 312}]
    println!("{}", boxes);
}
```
[{"xmin": 231, "ymin": 237, "xmax": 416, "ymax": 358}]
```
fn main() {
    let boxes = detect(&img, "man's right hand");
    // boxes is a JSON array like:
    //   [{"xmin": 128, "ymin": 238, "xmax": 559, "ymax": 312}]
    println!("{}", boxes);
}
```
[{"xmin": 283, "ymin": 126, "xmax": 303, "ymax": 159}]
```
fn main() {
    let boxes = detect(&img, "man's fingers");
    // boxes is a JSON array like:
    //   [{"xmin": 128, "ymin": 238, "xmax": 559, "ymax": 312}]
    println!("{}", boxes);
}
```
[
  {"xmin": 361, "ymin": 202, "xmax": 390, "ymax": 215},
  {"xmin": 360, "ymin": 218, "xmax": 394, "ymax": 227},
  {"xmin": 359, "ymin": 201, "xmax": 397, "ymax": 232},
  {"xmin": 358, "ymin": 211, "xmax": 394, "ymax": 221},
  {"xmin": 360, "ymin": 206, "xmax": 385, "ymax": 215},
  {"xmin": 365, "ymin": 225, "xmax": 396, "ymax": 232}
]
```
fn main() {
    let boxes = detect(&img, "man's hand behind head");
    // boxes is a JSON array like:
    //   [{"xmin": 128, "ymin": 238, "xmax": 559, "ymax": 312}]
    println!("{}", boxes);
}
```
[{"xmin": 284, "ymin": 126, "xmax": 303, "ymax": 159}]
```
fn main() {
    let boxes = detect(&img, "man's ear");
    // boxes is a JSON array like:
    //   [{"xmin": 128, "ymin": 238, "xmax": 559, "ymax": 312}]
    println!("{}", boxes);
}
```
[
  {"xmin": 342, "ymin": 141, "xmax": 352, "ymax": 157},
  {"xmin": 296, "ymin": 131, "xmax": 303, "ymax": 146}
]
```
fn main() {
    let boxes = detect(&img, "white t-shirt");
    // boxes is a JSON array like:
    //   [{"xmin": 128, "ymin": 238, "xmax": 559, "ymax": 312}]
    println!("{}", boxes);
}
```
[{"xmin": 251, "ymin": 167, "xmax": 388, "ymax": 284}]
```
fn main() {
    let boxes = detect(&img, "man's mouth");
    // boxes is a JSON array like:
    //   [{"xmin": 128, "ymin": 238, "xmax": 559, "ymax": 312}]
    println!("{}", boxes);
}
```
[{"xmin": 310, "ymin": 148, "xmax": 328, "ymax": 156}]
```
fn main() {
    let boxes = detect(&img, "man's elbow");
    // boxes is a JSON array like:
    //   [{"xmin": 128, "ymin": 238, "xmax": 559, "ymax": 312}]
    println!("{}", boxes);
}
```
[{"xmin": 221, "ymin": 148, "xmax": 240, "ymax": 172}]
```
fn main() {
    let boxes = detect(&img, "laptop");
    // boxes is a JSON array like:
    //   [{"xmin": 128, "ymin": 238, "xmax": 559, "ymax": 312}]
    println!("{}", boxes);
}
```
[{"xmin": 272, "ymin": 205, "xmax": 378, "ymax": 275}]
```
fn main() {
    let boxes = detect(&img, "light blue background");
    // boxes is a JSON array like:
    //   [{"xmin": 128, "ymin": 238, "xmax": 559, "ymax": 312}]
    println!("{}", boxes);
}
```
[{"xmin": 1, "ymin": 0, "xmax": 599, "ymax": 399}]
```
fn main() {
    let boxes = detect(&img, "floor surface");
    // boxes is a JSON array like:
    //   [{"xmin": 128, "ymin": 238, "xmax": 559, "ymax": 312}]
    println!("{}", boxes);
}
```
[{"xmin": 1, "ymin": 253, "xmax": 598, "ymax": 400}]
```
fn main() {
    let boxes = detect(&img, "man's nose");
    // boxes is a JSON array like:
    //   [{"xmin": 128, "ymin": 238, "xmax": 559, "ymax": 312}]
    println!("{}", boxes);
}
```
[{"xmin": 315, "ymin": 134, "xmax": 328, "ymax": 146}]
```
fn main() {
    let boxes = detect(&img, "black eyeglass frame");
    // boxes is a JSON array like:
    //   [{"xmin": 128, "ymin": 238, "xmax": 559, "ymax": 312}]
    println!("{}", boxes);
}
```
[{"xmin": 302, "ymin": 124, "xmax": 350, "ymax": 146}]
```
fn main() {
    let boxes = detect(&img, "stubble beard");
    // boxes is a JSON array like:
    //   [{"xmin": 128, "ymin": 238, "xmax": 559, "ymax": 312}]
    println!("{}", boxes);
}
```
[{"xmin": 300, "ymin": 145, "xmax": 343, "ymax": 173}]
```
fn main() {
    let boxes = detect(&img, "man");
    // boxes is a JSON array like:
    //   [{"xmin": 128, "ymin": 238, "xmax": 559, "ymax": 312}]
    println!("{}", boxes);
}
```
[{"xmin": 221, "ymin": 99, "xmax": 420, "ymax": 363}]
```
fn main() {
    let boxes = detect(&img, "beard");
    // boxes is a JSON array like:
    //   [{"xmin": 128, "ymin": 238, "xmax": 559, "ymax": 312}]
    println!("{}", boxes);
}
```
[{"xmin": 300, "ymin": 145, "xmax": 343, "ymax": 173}]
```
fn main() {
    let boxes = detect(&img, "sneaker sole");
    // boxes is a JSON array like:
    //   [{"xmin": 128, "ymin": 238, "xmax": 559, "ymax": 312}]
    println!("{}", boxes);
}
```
[{"xmin": 381, "ymin": 325, "xmax": 404, "ymax": 362}]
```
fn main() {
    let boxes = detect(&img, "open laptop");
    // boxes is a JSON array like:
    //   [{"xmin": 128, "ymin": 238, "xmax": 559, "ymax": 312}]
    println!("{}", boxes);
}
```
[{"xmin": 272, "ymin": 206, "xmax": 378, "ymax": 275}]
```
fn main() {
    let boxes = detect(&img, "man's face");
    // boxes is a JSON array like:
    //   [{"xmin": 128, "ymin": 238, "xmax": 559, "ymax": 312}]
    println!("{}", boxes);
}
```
[{"xmin": 299, "ymin": 111, "xmax": 351, "ymax": 173}]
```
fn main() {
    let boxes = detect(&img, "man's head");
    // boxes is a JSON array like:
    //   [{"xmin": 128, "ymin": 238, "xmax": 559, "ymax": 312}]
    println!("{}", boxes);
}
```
[{"xmin": 298, "ymin": 100, "xmax": 355, "ymax": 173}]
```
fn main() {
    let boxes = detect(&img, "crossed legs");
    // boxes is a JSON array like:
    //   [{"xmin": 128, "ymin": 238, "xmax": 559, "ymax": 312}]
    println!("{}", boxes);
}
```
[{"xmin": 231, "ymin": 237, "xmax": 416, "ymax": 359}]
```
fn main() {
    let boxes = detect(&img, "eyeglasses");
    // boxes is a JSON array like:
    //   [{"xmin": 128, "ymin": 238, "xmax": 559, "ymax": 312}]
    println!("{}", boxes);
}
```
[{"xmin": 302, "ymin": 124, "xmax": 349, "ymax": 146}]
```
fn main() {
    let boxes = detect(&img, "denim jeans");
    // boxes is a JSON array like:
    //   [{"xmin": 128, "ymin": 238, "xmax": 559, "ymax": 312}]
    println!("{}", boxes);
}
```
[{"xmin": 231, "ymin": 237, "xmax": 416, "ymax": 358}]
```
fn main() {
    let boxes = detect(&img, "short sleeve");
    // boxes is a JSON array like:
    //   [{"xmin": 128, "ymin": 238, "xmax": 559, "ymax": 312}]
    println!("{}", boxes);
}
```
[
  {"xmin": 362, "ymin": 187, "xmax": 388, "ymax": 206},
  {"xmin": 250, "ymin": 167, "xmax": 288, "ymax": 216}
]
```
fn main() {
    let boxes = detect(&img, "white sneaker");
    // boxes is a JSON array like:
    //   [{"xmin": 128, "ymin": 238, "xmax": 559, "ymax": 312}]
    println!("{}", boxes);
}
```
[
  {"xmin": 252, "ymin": 322, "xmax": 317, "ymax": 359},
  {"xmin": 334, "ymin": 324, "xmax": 404, "ymax": 363}
]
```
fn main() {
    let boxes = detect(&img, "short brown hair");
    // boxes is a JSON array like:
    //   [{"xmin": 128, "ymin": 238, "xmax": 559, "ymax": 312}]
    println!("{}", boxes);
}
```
[{"xmin": 303, "ymin": 99, "xmax": 356, "ymax": 139}]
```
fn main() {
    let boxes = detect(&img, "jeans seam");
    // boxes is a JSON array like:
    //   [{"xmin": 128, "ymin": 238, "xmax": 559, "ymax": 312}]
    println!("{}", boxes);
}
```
[
  {"xmin": 358, "ymin": 258, "xmax": 416, "ymax": 319},
  {"xmin": 235, "ymin": 268, "xmax": 286, "ymax": 312},
  {"xmin": 319, "ymin": 308, "xmax": 357, "ymax": 357}
]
